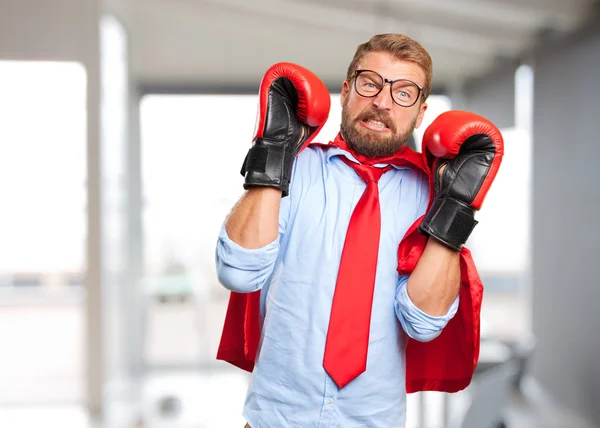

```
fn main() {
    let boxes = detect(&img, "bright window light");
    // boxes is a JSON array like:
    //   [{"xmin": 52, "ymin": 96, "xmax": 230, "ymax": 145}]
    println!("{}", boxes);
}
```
[{"xmin": 0, "ymin": 61, "xmax": 87, "ymax": 276}]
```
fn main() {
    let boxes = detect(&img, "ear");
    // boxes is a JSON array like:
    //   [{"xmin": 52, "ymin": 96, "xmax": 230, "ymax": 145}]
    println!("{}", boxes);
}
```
[
  {"xmin": 340, "ymin": 80, "xmax": 350, "ymax": 107},
  {"xmin": 414, "ymin": 102, "xmax": 428, "ymax": 129}
]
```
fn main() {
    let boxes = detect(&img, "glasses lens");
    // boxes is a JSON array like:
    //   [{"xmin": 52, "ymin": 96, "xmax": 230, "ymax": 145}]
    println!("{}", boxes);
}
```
[
  {"xmin": 391, "ymin": 80, "xmax": 420, "ymax": 106},
  {"xmin": 355, "ymin": 71, "xmax": 383, "ymax": 97}
]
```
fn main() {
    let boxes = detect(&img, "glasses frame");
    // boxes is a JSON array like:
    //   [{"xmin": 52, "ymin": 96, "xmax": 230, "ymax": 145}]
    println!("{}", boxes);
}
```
[{"xmin": 352, "ymin": 69, "xmax": 425, "ymax": 108}]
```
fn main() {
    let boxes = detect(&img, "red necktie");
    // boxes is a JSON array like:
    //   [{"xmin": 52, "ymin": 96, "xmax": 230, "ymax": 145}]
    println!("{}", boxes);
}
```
[{"xmin": 323, "ymin": 157, "xmax": 392, "ymax": 388}]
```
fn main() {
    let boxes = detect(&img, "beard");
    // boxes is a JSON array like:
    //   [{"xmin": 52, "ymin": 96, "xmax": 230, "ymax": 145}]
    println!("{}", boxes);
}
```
[{"xmin": 340, "ymin": 101, "xmax": 418, "ymax": 159}]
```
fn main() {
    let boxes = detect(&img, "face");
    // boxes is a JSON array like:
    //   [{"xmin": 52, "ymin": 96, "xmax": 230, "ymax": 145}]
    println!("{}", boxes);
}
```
[{"xmin": 340, "ymin": 51, "xmax": 428, "ymax": 158}]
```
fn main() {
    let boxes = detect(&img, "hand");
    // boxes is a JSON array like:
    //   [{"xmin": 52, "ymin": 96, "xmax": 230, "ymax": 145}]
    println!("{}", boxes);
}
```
[
  {"xmin": 418, "ymin": 110, "xmax": 504, "ymax": 250},
  {"xmin": 240, "ymin": 62, "xmax": 330, "ymax": 197}
]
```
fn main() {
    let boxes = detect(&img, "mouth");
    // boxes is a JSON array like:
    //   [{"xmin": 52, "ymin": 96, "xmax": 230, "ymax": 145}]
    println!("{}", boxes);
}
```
[{"xmin": 359, "ymin": 118, "xmax": 391, "ymax": 133}]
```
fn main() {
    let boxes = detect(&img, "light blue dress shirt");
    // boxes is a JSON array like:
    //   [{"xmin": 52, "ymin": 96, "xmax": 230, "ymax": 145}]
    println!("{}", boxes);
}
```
[{"xmin": 216, "ymin": 144, "xmax": 459, "ymax": 428}]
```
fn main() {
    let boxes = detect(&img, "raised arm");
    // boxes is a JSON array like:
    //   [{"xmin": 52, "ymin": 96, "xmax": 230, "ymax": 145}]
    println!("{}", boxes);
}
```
[
  {"xmin": 216, "ymin": 62, "xmax": 330, "ymax": 292},
  {"xmin": 397, "ymin": 110, "xmax": 504, "ymax": 340}
]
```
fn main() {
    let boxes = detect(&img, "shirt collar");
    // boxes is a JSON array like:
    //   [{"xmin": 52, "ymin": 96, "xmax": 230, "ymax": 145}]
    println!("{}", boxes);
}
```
[
  {"xmin": 319, "ymin": 132, "xmax": 420, "ymax": 171},
  {"xmin": 324, "ymin": 146, "xmax": 410, "ymax": 170}
]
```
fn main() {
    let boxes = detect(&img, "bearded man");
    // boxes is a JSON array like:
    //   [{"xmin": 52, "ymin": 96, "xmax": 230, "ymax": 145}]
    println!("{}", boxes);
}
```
[{"xmin": 215, "ymin": 33, "xmax": 504, "ymax": 428}]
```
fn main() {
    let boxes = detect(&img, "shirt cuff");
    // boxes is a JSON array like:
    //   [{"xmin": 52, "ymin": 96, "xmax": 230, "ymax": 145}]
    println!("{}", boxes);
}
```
[
  {"xmin": 395, "ymin": 277, "xmax": 459, "ymax": 342},
  {"xmin": 216, "ymin": 224, "xmax": 280, "ymax": 269},
  {"xmin": 215, "ymin": 224, "xmax": 280, "ymax": 293}
]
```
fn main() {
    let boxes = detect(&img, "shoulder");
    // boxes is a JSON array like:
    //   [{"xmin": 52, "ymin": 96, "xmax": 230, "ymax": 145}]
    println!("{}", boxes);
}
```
[
  {"xmin": 409, "ymin": 167, "xmax": 430, "ymax": 212},
  {"xmin": 287, "ymin": 144, "xmax": 329, "ymax": 198},
  {"xmin": 392, "ymin": 164, "xmax": 429, "ymax": 190},
  {"xmin": 293, "ymin": 143, "xmax": 331, "ymax": 175},
  {"xmin": 411, "ymin": 167, "xmax": 430, "ymax": 201},
  {"xmin": 411, "ymin": 167, "xmax": 430, "ymax": 193},
  {"xmin": 298, "ymin": 143, "xmax": 329, "ymax": 162},
  {"xmin": 388, "ymin": 165, "xmax": 430, "ymax": 214}
]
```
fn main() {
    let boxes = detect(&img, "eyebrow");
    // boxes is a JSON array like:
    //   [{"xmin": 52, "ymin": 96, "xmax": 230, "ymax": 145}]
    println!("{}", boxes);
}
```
[{"xmin": 363, "ymin": 69, "xmax": 424, "ymax": 88}]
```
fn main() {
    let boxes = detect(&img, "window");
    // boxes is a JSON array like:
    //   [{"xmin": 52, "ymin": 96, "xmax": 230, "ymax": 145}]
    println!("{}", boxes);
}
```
[{"xmin": 0, "ymin": 60, "xmax": 87, "ymax": 404}]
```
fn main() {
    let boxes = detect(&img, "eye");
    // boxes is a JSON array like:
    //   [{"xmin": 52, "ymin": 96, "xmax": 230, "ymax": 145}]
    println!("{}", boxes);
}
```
[
  {"xmin": 393, "ymin": 82, "xmax": 418, "ymax": 100},
  {"xmin": 357, "ymin": 76, "xmax": 382, "ymax": 94},
  {"xmin": 361, "ymin": 79, "xmax": 380, "ymax": 89}
]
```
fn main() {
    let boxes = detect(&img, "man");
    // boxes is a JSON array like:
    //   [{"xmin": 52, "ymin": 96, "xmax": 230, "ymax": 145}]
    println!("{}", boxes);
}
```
[{"xmin": 216, "ymin": 34, "xmax": 503, "ymax": 427}]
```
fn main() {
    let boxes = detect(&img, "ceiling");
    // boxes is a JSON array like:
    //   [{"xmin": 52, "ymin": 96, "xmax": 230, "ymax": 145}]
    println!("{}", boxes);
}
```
[{"xmin": 108, "ymin": 0, "xmax": 599, "ymax": 93}]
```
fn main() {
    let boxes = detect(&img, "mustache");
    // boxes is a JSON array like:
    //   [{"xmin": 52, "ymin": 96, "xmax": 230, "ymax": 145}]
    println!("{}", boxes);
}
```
[{"xmin": 355, "ymin": 109, "xmax": 395, "ymax": 131}]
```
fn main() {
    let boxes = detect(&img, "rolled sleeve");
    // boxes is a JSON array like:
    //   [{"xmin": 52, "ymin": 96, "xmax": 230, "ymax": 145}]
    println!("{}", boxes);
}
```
[
  {"xmin": 395, "ymin": 275, "xmax": 459, "ymax": 342},
  {"xmin": 215, "ymin": 225, "xmax": 280, "ymax": 293}
]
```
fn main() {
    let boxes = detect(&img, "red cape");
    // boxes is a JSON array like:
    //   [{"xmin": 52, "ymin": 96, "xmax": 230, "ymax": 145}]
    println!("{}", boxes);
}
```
[{"xmin": 216, "ymin": 138, "xmax": 482, "ymax": 393}]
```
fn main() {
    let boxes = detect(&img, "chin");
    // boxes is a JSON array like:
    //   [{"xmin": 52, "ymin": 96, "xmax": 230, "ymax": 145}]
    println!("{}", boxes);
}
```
[
  {"xmin": 364, "ymin": 131, "xmax": 392, "ymax": 140},
  {"xmin": 360, "ymin": 131, "xmax": 393, "ymax": 144}
]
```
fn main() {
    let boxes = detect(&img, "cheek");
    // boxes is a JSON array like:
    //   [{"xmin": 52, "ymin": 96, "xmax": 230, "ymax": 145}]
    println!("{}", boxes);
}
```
[
  {"xmin": 343, "ymin": 101, "xmax": 359, "ymax": 121},
  {"xmin": 391, "ymin": 108, "xmax": 419, "ymax": 128},
  {"xmin": 346, "ymin": 97, "xmax": 371, "ymax": 119}
]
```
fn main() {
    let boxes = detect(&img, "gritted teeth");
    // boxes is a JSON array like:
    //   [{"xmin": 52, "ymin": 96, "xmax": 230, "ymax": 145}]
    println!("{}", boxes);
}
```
[{"xmin": 365, "ymin": 118, "xmax": 389, "ymax": 129}]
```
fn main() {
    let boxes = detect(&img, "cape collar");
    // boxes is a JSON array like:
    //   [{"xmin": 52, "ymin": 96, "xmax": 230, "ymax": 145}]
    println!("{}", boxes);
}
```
[{"xmin": 313, "ymin": 132, "xmax": 429, "ymax": 176}]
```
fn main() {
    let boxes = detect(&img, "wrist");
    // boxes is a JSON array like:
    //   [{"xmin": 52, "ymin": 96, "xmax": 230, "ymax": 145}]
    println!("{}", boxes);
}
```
[
  {"xmin": 418, "ymin": 197, "xmax": 478, "ymax": 251},
  {"xmin": 245, "ymin": 186, "xmax": 283, "ymax": 198},
  {"xmin": 241, "ymin": 140, "xmax": 295, "ymax": 196}
]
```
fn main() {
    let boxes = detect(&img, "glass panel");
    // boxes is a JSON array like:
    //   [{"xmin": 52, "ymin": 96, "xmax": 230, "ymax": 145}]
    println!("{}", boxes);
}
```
[
  {"xmin": 140, "ymin": 94, "xmax": 258, "ymax": 367},
  {"xmin": 0, "ymin": 60, "xmax": 87, "ymax": 404}
]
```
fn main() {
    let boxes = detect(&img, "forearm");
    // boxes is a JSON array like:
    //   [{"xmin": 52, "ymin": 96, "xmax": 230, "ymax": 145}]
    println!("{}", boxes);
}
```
[
  {"xmin": 406, "ymin": 237, "xmax": 460, "ymax": 316},
  {"xmin": 225, "ymin": 187, "xmax": 282, "ymax": 249}
]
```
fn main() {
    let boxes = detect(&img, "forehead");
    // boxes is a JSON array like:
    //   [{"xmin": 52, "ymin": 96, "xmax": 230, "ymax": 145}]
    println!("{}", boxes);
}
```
[{"xmin": 358, "ymin": 51, "xmax": 425, "ymax": 85}]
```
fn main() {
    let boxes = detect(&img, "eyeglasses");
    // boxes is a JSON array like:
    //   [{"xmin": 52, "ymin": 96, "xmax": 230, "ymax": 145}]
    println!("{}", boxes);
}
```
[{"xmin": 352, "ymin": 69, "xmax": 424, "ymax": 108}]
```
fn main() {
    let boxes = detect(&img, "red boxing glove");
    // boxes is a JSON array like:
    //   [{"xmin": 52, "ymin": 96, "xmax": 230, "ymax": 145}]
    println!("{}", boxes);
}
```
[
  {"xmin": 241, "ymin": 62, "xmax": 330, "ymax": 196},
  {"xmin": 419, "ymin": 110, "xmax": 504, "ymax": 250}
]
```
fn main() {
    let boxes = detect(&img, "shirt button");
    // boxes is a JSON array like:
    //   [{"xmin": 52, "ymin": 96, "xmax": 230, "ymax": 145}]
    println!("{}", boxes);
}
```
[{"xmin": 327, "ymin": 397, "xmax": 334, "ymax": 404}]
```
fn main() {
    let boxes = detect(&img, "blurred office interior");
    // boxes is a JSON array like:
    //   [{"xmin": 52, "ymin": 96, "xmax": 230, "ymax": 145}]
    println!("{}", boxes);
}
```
[{"xmin": 0, "ymin": 0, "xmax": 599, "ymax": 427}]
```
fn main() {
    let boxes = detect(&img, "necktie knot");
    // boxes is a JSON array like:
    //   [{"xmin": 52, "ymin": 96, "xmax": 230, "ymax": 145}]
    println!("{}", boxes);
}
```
[{"xmin": 341, "ymin": 157, "xmax": 390, "ymax": 183}]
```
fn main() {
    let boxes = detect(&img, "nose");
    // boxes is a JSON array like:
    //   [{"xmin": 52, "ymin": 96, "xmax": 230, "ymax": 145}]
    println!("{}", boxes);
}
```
[{"xmin": 372, "ymin": 84, "xmax": 393, "ymax": 110}]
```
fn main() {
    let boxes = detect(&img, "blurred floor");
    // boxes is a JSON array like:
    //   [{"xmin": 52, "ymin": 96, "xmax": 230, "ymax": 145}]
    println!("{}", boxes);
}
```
[
  {"xmin": 505, "ymin": 378, "xmax": 599, "ymax": 428},
  {"xmin": 0, "ymin": 369, "xmax": 249, "ymax": 428},
  {"xmin": 0, "ymin": 292, "xmax": 597, "ymax": 428},
  {"xmin": 0, "ymin": 378, "xmax": 597, "ymax": 428},
  {"xmin": 0, "ymin": 290, "xmax": 84, "ymax": 404}
]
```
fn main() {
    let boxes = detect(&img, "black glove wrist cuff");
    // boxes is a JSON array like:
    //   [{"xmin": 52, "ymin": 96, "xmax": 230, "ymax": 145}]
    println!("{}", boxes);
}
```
[
  {"xmin": 240, "ymin": 139, "xmax": 295, "ymax": 197},
  {"xmin": 418, "ymin": 198, "xmax": 478, "ymax": 251}
]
